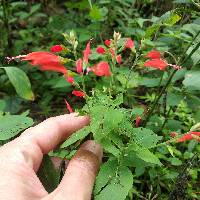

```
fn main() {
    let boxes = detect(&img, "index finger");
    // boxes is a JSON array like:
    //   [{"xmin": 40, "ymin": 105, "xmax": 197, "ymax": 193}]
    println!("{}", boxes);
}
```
[{"xmin": 2, "ymin": 113, "xmax": 90, "ymax": 171}]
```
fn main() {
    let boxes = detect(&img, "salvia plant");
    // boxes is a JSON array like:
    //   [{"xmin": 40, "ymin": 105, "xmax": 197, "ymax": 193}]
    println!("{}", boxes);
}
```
[{"xmin": 5, "ymin": 20, "xmax": 200, "ymax": 199}]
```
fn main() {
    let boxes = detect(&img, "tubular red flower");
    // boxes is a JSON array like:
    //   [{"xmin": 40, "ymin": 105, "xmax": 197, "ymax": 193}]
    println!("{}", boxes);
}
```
[
  {"xmin": 124, "ymin": 38, "xmax": 134, "ymax": 50},
  {"xmin": 76, "ymin": 58, "xmax": 83, "ymax": 74},
  {"xmin": 105, "ymin": 39, "xmax": 111, "ymax": 47},
  {"xmin": 135, "ymin": 116, "xmax": 141, "ymax": 127},
  {"xmin": 23, "ymin": 52, "xmax": 67, "ymax": 74},
  {"xmin": 72, "ymin": 90, "xmax": 85, "ymax": 97},
  {"xmin": 96, "ymin": 46, "xmax": 105, "ymax": 54},
  {"xmin": 50, "ymin": 45, "xmax": 63, "ymax": 53},
  {"xmin": 83, "ymin": 41, "xmax": 91, "ymax": 64},
  {"xmin": 91, "ymin": 61, "xmax": 111, "ymax": 76},
  {"xmin": 67, "ymin": 76, "xmax": 74, "ymax": 84},
  {"xmin": 64, "ymin": 99, "xmax": 73, "ymax": 113},
  {"xmin": 116, "ymin": 54, "xmax": 122, "ymax": 64},
  {"xmin": 177, "ymin": 132, "xmax": 200, "ymax": 142},
  {"xmin": 144, "ymin": 59, "xmax": 168, "ymax": 71},
  {"xmin": 146, "ymin": 50, "xmax": 161, "ymax": 59}
]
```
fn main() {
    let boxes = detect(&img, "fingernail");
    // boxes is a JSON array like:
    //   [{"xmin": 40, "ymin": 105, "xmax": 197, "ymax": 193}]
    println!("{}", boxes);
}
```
[{"xmin": 80, "ymin": 140, "xmax": 103, "ymax": 163}]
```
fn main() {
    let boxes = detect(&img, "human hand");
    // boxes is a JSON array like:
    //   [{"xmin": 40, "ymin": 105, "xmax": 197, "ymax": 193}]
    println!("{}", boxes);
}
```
[{"xmin": 0, "ymin": 113, "xmax": 102, "ymax": 200}]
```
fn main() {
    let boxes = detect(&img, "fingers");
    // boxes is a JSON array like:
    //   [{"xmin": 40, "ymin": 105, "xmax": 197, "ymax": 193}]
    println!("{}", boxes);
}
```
[
  {"xmin": 22, "ymin": 113, "xmax": 90, "ymax": 153},
  {"xmin": 2, "ymin": 113, "xmax": 90, "ymax": 171},
  {"xmin": 51, "ymin": 140, "xmax": 103, "ymax": 200}
]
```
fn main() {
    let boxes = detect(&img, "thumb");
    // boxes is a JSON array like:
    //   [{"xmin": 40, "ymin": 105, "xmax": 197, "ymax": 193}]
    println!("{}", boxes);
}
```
[{"xmin": 46, "ymin": 140, "xmax": 103, "ymax": 200}]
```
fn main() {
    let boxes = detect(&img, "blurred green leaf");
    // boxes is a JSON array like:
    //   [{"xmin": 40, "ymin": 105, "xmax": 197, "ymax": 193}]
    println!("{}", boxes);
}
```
[{"xmin": 2, "ymin": 67, "xmax": 34, "ymax": 100}]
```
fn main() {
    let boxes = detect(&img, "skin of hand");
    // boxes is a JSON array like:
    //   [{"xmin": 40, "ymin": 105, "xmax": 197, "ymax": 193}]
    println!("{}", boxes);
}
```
[{"xmin": 0, "ymin": 113, "xmax": 103, "ymax": 200}]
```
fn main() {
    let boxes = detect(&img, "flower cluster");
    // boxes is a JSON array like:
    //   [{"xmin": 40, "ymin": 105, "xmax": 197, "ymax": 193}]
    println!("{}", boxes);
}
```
[
  {"xmin": 170, "ymin": 131, "xmax": 200, "ymax": 143},
  {"xmin": 144, "ymin": 50, "xmax": 181, "ymax": 71}
]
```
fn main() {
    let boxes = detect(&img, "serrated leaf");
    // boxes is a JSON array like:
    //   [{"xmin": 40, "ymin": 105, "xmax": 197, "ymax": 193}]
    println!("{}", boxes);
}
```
[
  {"xmin": 3, "ymin": 67, "xmax": 34, "ymax": 100},
  {"xmin": 61, "ymin": 126, "xmax": 90, "ymax": 148},
  {"xmin": 112, "ymin": 93, "xmax": 123, "ymax": 107},
  {"xmin": 183, "ymin": 71, "xmax": 200, "ymax": 90},
  {"xmin": 163, "ymin": 12, "xmax": 181, "ymax": 26},
  {"xmin": 103, "ymin": 108, "xmax": 124, "ymax": 132},
  {"xmin": 145, "ymin": 24, "xmax": 160, "ymax": 38},
  {"xmin": 95, "ymin": 166, "xmax": 133, "ymax": 200},
  {"xmin": 0, "ymin": 114, "xmax": 34, "ymax": 140},
  {"xmin": 132, "ymin": 128, "xmax": 162, "ymax": 148},
  {"xmin": 94, "ymin": 159, "xmax": 118, "ymax": 195},
  {"xmin": 101, "ymin": 139, "xmax": 120, "ymax": 157},
  {"xmin": 89, "ymin": 5, "xmax": 102, "ymax": 20},
  {"xmin": 135, "ymin": 148, "xmax": 162, "ymax": 165}
]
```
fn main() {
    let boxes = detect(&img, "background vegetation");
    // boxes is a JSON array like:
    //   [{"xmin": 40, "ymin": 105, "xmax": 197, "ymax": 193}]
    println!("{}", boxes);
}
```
[{"xmin": 0, "ymin": 0, "xmax": 200, "ymax": 199}]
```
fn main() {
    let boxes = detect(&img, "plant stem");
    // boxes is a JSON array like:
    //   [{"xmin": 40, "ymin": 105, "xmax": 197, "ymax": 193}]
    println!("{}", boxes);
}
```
[
  {"xmin": 158, "ymin": 107, "xmax": 172, "ymax": 132},
  {"xmin": 143, "ymin": 30, "xmax": 200, "ymax": 126},
  {"xmin": 125, "ymin": 53, "xmax": 140, "ymax": 89},
  {"xmin": 143, "ymin": 69, "xmax": 176, "ymax": 126}
]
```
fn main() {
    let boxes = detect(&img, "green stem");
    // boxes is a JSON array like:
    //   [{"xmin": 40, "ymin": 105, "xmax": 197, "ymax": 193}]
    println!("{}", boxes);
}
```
[
  {"xmin": 143, "ymin": 69, "xmax": 176, "ymax": 126},
  {"xmin": 179, "ymin": 29, "xmax": 200, "ymax": 65},
  {"xmin": 158, "ymin": 107, "xmax": 172, "ymax": 133},
  {"xmin": 125, "ymin": 53, "xmax": 140, "ymax": 89},
  {"xmin": 144, "ymin": 30, "xmax": 200, "ymax": 126}
]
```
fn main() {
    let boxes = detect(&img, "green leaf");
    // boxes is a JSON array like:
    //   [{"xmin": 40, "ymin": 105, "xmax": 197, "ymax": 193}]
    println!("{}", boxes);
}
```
[
  {"xmin": 135, "ymin": 148, "xmax": 162, "ymax": 165},
  {"xmin": 89, "ymin": 5, "xmax": 102, "ymax": 21},
  {"xmin": 163, "ymin": 12, "xmax": 181, "ymax": 26},
  {"xmin": 95, "ymin": 166, "xmax": 133, "ymax": 200},
  {"xmin": 61, "ymin": 126, "xmax": 91, "ymax": 148},
  {"xmin": 103, "ymin": 108, "xmax": 124, "ymax": 132},
  {"xmin": 145, "ymin": 24, "xmax": 160, "ymax": 38},
  {"xmin": 183, "ymin": 70, "xmax": 200, "ymax": 90},
  {"xmin": 132, "ymin": 128, "xmax": 162, "ymax": 148},
  {"xmin": 94, "ymin": 159, "xmax": 118, "ymax": 195},
  {"xmin": 0, "ymin": 100, "xmax": 6, "ymax": 111},
  {"xmin": 3, "ymin": 67, "xmax": 34, "ymax": 100},
  {"xmin": 37, "ymin": 155, "xmax": 60, "ymax": 192},
  {"xmin": 0, "ymin": 114, "xmax": 34, "ymax": 140},
  {"xmin": 101, "ymin": 139, "xmax": 120, "ymax": 157}
]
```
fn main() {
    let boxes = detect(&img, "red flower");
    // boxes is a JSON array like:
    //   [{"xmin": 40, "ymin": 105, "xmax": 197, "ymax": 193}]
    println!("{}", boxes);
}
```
[
  {"xmin": 177, "ymin": 132, "xmax": 200, "ymax": 142},
  {"xmin": 22, "ymin": 52, "xmax": 67, "ymax": 74},
  {"xmin": 96, "ymin": 46, "xmax": 105, "ymax": 54},
  {"xmin": 105, "ymin": 39, "xmax": 111, "ymax": 47},
  {"xmin": 64, "ymin": 99, "xmax": 73, "ymax": 113},
  {"xmin": 116, "ymin": 54, "xmax": 122, "ymax": 64},
  {"xmin": 135, "ymin": 116, "xmax": 141, "ymax": 127},
  {"xmin": 144, "ymin": 59, "xmax": 168, "ymax": 71},
  {"xmin": 76, "ymin": 58, "xmax": 83, "ymax": 74},
  {"xmin": 146, "ymin": 50, "xmax": 161, "ymax": 59},
  {"xmin": 91, "ymin": 61, "xmax": 111, "ymax": 76},
  {"xmin": 67, "ymin": 76, "xmax": 74, "ymax": 84},
  {"xmin": 72, "ymin": 90, "xmax": 85, "ymax": 97},
  {"xmin": 83, "ymin": 41, "xmax": 91, "ymax": 64},
  {"xmin": 124, "ymin": 38, "xmax": 134, "ymax": 50},
  {"xmin": 50, "ymin": 45, "xmax": 63, "ymax": 53}
]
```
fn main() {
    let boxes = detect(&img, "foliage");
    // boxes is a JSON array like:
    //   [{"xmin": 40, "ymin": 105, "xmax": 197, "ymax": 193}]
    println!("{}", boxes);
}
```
[{"xmin": 0, "ymin": 0, "xmax": 200, "ymax": 199}]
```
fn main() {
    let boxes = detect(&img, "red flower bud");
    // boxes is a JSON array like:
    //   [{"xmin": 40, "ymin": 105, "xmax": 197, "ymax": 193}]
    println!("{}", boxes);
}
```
[
  {"xmin": 76, "ymin": 58, "xmax": 83, "ymax": 74},
  {"xmin": 72, "ymin": 90, "xmax": 85, "ymax": 97},
  {"xmin": 96, "ymin": 46, "xmax": 106, "ymax": 54},
  {"xmin": 116, "ymin": 54, "xmax": 122, "ymax": 64},
  {"xmin": 135, "ymin": 116, "xmax": 141, "ymax": 127},
  {"xmin": 64, "ymin": 99, "xmax": 73, "ymax": 113},
  {"xmin": 50, "ymin": 45, "xmax": 63, "ymax": 53},
  {"xmin": 105, "ymin": 39, "xmax": 111, "ymax": 47},
  {"xmin": 146, "ymin": 50, "xmax": 161, "ymax": 59}
]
